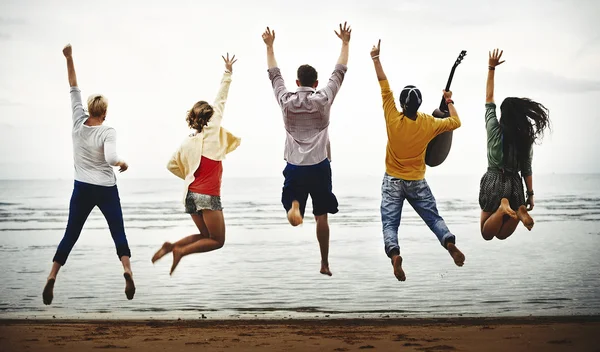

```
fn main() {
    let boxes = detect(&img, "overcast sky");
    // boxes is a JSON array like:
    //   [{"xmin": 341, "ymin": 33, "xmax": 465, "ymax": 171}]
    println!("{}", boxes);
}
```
[{"xmin": 1, "ymin": 0, "xmax": 599, "ymax": 180}]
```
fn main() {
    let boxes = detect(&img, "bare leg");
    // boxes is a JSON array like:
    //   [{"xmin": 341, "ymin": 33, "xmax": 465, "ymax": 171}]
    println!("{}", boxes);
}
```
[
  {"xmin": 287, "ymin": 200, "xmax": 303, "ymax": 227},
  {"xmin": 120, "ymin": 256, "xmax": 135, "ymax": 300},
  {"xmin": 391, "ymin": 254, "xmax": 406, "ymax": 281},
  {"xmin": 43, "ymin": 262, "xmax": 61, "ymax": 305},
  {"xmin": 152, "ymin": 215, "xmax": 210, "ymax": 263},
  {"xmin": 481, "ymin": 198, "xmax": 518, "ymax": 240},
  {"xmin": 315, "ymin": 214, "xmax": 332, "ymax": 276},
  {"xmin": 170, "ymin": 211, "xmax": 225, "ymax": 275},
  {"xmin": 447, "ymin": 243, "xmax": 465, "ymax": 267},
  {"xmin": 495, "ymin": 217, "xmax": 520, "ymax": 240},
  {"xmin": 517, "ymin": 205, "xmax": 534, "ymax": 230}
]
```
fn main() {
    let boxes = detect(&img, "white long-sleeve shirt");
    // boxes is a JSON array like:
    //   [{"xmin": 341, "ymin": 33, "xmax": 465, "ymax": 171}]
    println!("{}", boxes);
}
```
[{"xmin": 70, "ymin": 87, "xmax": 121, "ymax": 186}]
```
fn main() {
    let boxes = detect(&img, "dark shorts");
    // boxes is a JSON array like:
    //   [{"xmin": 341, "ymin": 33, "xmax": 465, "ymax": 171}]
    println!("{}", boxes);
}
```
[
  {"xmin": 282, "ymin": 159, "xmax": 339, "ymax": 217},
  {"xmin": 479, "ymin": 168, "xmax": 526, "ymax": 212}
]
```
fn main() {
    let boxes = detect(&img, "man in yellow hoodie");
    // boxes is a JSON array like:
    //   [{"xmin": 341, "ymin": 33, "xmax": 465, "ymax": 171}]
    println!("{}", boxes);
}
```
[{"xmin": 370, "ymin": 40, "xmax": 466, "ymax": 282}]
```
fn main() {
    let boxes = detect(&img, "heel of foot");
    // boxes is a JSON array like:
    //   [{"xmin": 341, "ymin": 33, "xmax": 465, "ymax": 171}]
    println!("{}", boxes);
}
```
[{"xmin": 123, "ymin": 273, "xmax": 135, "ymax": 300}]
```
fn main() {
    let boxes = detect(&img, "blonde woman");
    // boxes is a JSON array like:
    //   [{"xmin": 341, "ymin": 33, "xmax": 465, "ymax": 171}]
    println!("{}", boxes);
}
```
[
  {"xmin": 43, "ymin": 44, "xmax": 134, "ymax": 305},
  {"xmin": 152, "ymin": 54, "xmax": 240, "ymax": 275}
]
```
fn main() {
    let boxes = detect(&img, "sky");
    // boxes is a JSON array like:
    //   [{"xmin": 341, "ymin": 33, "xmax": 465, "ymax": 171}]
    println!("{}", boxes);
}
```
[{"xmin": 0, "ymin": 0, "xmax": 599, "ymax": 180}]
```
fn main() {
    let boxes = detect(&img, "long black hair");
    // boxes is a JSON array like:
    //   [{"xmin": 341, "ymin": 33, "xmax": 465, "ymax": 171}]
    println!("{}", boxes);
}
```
[{"xmin": 499, "ymin": 97, "xmax": 551, "ymax": 171}]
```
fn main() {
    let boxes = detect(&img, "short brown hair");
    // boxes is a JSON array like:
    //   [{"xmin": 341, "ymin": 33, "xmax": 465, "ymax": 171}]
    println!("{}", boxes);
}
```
[
  {"xmin": 187, "ymin": 101, "xmax": 214, "ymax": 132},
  {"xmin": 297, "ymin": 65, "xmax": 318, "ymax": 87},
  {"xmin": 87, "ymin": 94, "xmax": 108, "ymax": 117}
]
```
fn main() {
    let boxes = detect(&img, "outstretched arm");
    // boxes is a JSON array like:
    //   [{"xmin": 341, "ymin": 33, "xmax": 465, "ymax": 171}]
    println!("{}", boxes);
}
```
[
  {"xmin": 263, "ymin": 27, "xmax": 289, "ymax": 106},
  {"xmin": 433, "ymin": 90, "xmax": 461, "ymax": 134},
  {"xmin": 205, "ymin": 54, "xmax": 236, "ymax": 131},
  {"xmin": 335, "ymin": 22, "xmax": 351, "ymax": 66},
  {"xmin": 262, "ymin": 27, "xmax": 278, "ymax": 69},
  {"xmin": 486, "ymin": 48, "xmax": 505, "ymax": 104},
  {"xmin": 63, "ymin": 44, "xmax": 78, "ymax": 87},
  {"xmin": 370, "ymin": 40, "xmax": 387, "ymax": 82}
]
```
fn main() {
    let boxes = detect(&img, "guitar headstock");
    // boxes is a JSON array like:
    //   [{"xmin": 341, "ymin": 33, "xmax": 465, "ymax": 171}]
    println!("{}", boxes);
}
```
[{"xmin": 454, "ymin": 50, "xmax": 467, "ymax": 68}]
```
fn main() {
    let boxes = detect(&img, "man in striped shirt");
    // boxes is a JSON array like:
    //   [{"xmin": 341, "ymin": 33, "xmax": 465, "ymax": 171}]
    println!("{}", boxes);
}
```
[{"xmin": 262, "ymin": 22, "xmax": 351, "ymax": 277}]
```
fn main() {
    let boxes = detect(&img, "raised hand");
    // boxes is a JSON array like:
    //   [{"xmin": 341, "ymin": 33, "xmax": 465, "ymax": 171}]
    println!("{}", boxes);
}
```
[
  {"xmin": 222, "ymin": 53, "xmax": 237, "ymax": 72},
  {"xmin": 489, "ymin": 48, "xmax": 505, "ymax": 68},
  {"xmin": 63, "ymin": 44, "xmax": 72, "ymax": 58},
  {"xmin": 335, "ymin": 22, "xmax": 351, "ymax": 43},
  {"xmin": 370, "ymin": 39, "xmax": 381, "ymax": 59},
  {"xmin": 262, "ymin": 27, "xmax": 275, "ymax": 47},
  {"xmin": 443, "ymin": 90, "xmax": 453, "ymax": 100}
]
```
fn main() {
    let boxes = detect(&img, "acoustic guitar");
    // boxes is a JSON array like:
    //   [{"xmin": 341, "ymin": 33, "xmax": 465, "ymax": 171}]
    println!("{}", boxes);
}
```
[{"xmin": 425, "ymin": 50, "xmax": 467, "ymax": 167}]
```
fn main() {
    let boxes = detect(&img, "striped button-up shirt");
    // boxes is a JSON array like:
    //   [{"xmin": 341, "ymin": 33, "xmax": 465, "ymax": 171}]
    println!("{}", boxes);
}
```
[{"xmin": 268, "ymin": 64, "xmax": 348, "ymax": 166}]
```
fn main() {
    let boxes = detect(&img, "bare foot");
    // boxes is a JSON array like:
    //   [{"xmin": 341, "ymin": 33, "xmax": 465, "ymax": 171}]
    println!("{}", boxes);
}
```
[
  {"xmin": 287, "ymin": 200, "xmax": 303, "ymax": 227},
  {"xmin": 320, "ymin": 261, "xmax": 332, "ymax": 276},
  {"xmin": 499, "ymin": 198, "xmax": 518, "ymax": 220},
  {"xmin": 392, "ymin": 255, "xmax": 406, "ymax": 281},
  {"xmin": 123, "ymin": 272, "xmax": 135, "ymax": 300},
  {"xmin": 517, "ymin": 206, "xmax": 534, "ymax": 231},
  {"xmin": 170, "ymin": 247, "xmax": 184, "ymax": 275},
  {"xmin": 447, "ymin": 243, "xmax": 465, "ymax": 267},
  {"xmin": 42, "ymin": 278, "xmax": 55, "ymax": 305},
  {"xmin": 152, "ymin": 242, "xmax": 174, "ymax": 263}
]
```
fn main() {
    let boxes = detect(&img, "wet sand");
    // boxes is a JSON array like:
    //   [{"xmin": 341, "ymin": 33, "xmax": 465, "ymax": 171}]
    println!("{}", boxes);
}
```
[{"xmin": 1, "ymin": 316, "xmax": 598, "ymax": 351}]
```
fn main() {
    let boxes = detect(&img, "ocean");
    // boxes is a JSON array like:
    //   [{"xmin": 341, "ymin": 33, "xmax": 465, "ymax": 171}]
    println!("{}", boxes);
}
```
[{"xmin": 0, "ymin": 174, "xmax": 599, "ymax": 320}]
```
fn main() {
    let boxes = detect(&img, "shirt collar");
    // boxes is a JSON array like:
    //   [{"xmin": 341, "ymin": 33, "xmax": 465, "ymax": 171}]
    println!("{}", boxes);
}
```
[{"xmin": 296, "ymin": 86, "xmax": 316, "ymax": 93}]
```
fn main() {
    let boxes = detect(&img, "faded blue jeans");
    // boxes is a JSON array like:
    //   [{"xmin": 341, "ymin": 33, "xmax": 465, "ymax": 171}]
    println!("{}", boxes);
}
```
[{"xmin": 381, "ymin": 173, "xmax": 455, "ymax": 258}]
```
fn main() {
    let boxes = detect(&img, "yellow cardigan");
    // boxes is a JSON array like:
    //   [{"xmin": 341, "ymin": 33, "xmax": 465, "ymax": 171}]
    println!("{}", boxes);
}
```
[{"xmin": 167, "ymin": 72, "xmax": 241, "ymax": 204}]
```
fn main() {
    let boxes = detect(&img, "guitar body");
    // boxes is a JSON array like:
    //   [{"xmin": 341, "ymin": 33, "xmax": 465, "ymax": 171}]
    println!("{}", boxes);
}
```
[
  {"xmin": 425, "ymin": 51, "xmax": 466, "ymax": 167},
  {"xmin": 425, "ymin": 109, "xmax": 453, "ymax": 167}
]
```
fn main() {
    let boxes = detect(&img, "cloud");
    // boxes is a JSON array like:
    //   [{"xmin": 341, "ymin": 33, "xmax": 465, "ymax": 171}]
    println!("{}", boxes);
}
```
[{"xmin": 514, "ymin": 68, "xmax": 600, "ymax": 93}]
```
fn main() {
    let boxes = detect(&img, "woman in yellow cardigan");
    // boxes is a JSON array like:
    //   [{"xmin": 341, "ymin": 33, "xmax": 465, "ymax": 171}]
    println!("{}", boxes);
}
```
[{"xmin": 152, "ymin": 54, "xmax": 241, "ymax": 275}]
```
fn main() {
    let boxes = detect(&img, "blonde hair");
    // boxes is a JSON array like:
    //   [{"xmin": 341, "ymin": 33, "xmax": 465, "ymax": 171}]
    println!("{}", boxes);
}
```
[
  {"xmin": 186, "ymin": 101, "xmax": 214, "ymax": 132},
  {"xmin": 87, "ymin": 94, "xmax": 108, "ymax": 118}
]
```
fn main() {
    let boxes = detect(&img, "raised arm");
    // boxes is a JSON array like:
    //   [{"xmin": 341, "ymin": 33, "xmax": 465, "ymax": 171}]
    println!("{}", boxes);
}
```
[
  {"xmin": 262, "ymin": 27, "xmax": 278, "ymax": 69},
  {"xmin": 205, "ymin": 54, "xmax": 236, "ymax": 131},
  {"xmin": 263, "ymin": 27, "xmax": 289, "ymax": 106},
  {"xmin": 370, "ymin": 40, "xmax": 387, "ymax": 82},
  {"xmin": 63, "ymin": 44, "xmax": 78, "ymax": 87},
  {"xmin": 486, "ymin": 49, "xmax": 505, "ymax": 104},
  {"xmin": 63, "ymin": 44, "xmax": 87, "ymax": 127},
  {"xmin": 335, "ymin": 22, "xmax": 351, "ymax": 66}
]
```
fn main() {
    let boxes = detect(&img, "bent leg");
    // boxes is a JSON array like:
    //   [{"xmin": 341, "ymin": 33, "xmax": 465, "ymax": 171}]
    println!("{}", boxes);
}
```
[
  {"xmin": 170, "ymin": 210, "xmax": 226, "ymax": 275},
  {"xmin": 496, "ymin": 217, "xmax": 520, "ymax": 240},
  {"xmin": 481, "ymin": 198, "xmax": 519, "ymax": 240},
  {"xmin": 152, "ymin": 214, "xmax": 210, "ymax": 263},
  {"xmin": 406, "ymin": 179, "xmax": 464, "ymax": 266}
]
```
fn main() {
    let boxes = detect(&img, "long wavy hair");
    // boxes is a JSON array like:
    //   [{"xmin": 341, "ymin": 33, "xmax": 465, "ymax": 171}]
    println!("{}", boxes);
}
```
[
  {"xmin": 499, "ymin": 97, "xmax": 551, "ymax": 171},
  {"xmin": 186, "ymin": 101, "xmax": 214, "ymax": 132}
]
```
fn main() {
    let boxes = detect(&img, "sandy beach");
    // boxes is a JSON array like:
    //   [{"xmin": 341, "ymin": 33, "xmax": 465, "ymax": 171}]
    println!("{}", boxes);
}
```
[{"xmin": 1, "ymin": 316, "xmax": 598, "ymax": 351}]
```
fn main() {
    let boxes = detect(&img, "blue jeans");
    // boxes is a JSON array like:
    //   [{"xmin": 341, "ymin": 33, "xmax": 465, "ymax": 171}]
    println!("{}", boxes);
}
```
[
  {"xmin": 53, "ymin": 181, "xmax": 131, "ymax": 265},
  {"xmin": 381, "ymin": 173, "xmax": 455, "ymax": 258}
]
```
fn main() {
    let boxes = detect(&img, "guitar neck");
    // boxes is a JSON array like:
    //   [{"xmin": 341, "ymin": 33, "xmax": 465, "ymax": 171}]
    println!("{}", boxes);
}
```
[{"xmin": 439, "ymin": 66, "xmax": 457, "ymax": 110}]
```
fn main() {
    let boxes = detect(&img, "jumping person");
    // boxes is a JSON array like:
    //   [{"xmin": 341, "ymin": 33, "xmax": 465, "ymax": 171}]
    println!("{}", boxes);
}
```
[
  {"xmin": 480, "ymin": 49, "xmax": 550, "ymax": 240},
  {"xmin": 262, "ymin": 23, "xmax": 351, "ymax": 276},
  {"xmin": 152, "ymin": 54, "xmax": 240, "ymax": 275},
  {"xmin": 370, "ymin": 40, "xmax": 466, "ymax": 282},
  {"xmin": 43, "ymin": 44, "xmax": 134, "ymax": 305}
]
